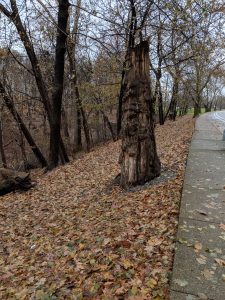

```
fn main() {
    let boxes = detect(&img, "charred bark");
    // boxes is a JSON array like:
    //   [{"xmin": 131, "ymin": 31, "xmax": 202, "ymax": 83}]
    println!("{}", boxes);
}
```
[
  {"xmin": 117, "ymin": 0, "xmax": 137, "ymax": 138},
  {"xmin": 120, "ymin": 41, "xmax": 161, "ymax": 187}
]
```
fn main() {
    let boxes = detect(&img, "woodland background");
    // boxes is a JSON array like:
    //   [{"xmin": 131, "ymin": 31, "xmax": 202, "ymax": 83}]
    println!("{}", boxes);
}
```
[{"xmin": 0, "ymin": 0, "xmax": 224, "ymax": 170}]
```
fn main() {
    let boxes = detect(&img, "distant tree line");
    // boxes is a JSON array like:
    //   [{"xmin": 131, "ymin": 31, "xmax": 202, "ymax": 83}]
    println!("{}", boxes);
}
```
[{"xmin": 0, "ymin": 0, "xmax": 224, "ymax": 186}]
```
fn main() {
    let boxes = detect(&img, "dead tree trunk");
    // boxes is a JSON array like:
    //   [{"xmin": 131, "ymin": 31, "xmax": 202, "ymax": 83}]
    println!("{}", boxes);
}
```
[
  {"xmin": 117, "ymin": 0, "xmax": 137, "ymax": 138},
  {"xmin": 120, "ymin": 41, "xmax": 161, "ymax": 187}
]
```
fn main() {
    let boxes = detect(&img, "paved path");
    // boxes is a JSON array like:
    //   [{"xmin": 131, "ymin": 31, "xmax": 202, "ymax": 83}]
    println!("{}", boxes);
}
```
[{"xmin": 170, "ymin": 112, "xmax": 225, "ymax": 300}]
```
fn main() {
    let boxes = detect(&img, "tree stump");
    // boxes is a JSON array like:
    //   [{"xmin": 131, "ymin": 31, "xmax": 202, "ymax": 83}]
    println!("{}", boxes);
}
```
[{"xmin": 120, "ymin": 41, "xmax": 161, "ymax": 187}]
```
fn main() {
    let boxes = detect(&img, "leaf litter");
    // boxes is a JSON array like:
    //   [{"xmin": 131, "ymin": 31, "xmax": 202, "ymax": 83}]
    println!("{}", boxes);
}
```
[{"xmin": 0, "ymin": 116, "xmax": 194, "ymax": 299}]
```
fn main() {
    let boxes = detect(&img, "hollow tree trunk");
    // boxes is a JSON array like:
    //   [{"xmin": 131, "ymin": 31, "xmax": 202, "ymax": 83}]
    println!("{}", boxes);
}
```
[
  {"xmin": 120, "ymin": 41, "xmax": 161, "ymax": 187},
  {"xmin": 117, "ymin": 0, "xmax": 137, "ymax": 138}
]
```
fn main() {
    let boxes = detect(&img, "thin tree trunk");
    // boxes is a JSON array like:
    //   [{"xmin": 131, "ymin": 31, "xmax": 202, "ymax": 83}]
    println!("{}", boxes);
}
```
[
  {"xmin": 168, "ymin": 76, "xmax": 179, "ymax": 121},
  {"xmin": 68, "ymin": 0, "xmax": 82, "ymax": 152},
  {"xmin": 67, "ymin": 0, "xmax": 91, "ymax": 152},
  {"xmin": 120, "ymin": 41, "xmax": 161, "ymax": 187},
  {"xmin": 100, "ymin": 110, "xmax": 116, "ymax": 142},
  {"xmin": 0, "ymin": 81, "xmax": 47, "ymax": 167},
  {"xmin": 194, "ymin": 102, "xmax": 200, "ymax": 118},
  {"xmin": 73, "ymin": 94, "xmax": 82, "ymax": 152},
  {"xmin": 0, "ymin": 119, "xmax": 7, "ymax": 168},
  {"xmin": 1, "ymin": 1, "xmax": 69, "ymax": 166},
  {"xmin": 158, "ymin": 85, "xmax": 164, "ymax": 125}
]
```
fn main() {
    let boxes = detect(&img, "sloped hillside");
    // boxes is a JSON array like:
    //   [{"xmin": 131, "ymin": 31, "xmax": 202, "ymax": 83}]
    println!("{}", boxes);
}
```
[{"xmin": 0, "ymin": 116, "xmax": 194, "ymax": 300}]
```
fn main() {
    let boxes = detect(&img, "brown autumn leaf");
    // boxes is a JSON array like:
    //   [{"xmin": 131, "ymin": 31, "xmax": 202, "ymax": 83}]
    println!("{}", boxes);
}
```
[
  {"xmin": 194, "ymin": 242, "xmax": 203, "ymax": 252},
  {"xmin": 215, "ymin": 258, "xmax": 225, "ymax": 267},
  {"xmin": 219, "ymin": 223, "xmax": 225, "ymax": 231},
  {"xmin": 0, "ymin": 116, "xmax": 194, "ymax": 299}
]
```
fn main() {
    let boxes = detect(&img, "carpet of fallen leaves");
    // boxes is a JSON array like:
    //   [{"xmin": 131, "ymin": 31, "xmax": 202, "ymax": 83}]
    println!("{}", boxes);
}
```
[{"xmin": 0, "ymin": 116, "xmax": 194, "ymax": 300}]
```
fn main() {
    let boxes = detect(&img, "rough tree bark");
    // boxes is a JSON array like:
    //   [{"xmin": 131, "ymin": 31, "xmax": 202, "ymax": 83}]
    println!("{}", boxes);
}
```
[
  {"xmin": 117, "ymin": 0, "xmax": 137, "ymax": 138},
  {"xmin": 120, "ymin": 41, "xmax": 161, "ymax": 187},
  {"xmin": 49, "ymin": 0, "xmax": 70, "ymax": 169}
]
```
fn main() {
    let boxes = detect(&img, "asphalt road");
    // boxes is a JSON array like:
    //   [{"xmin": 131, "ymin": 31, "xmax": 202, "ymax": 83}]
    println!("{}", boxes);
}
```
[{"xmin": 208, "ymin": 110, "xmax": 225, "ymax": 133}]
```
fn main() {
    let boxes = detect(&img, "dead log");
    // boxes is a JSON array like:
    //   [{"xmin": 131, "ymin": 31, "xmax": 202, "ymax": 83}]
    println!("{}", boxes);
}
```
[{"xmin": 0, "ymin": 168, "xmax": 36, "ymax": 196}]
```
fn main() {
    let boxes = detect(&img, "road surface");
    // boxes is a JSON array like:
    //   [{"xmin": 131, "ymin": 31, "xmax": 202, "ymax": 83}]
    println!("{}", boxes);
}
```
[
  {"xmin": 208, "ymin": 110, "xmax": 225, "ymax": 133},
  {"xmin": 170, "ymin": 112, "xmax": 225, "ymax": 300}
]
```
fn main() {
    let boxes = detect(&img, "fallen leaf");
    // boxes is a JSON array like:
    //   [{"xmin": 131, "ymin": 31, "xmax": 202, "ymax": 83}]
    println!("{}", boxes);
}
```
[
  {"xmin": 215, "ymin": 258, "xmax": 225, "ymax": 267},
  {"xmin": 146, "ymin": 278, "xmax": 157, "ymax": 289},
  {"xmin": 121, "ymin": 259, "xmax": 133, "ymax": 270},
  {"xmin": 196, "ymin": 256, "xmax": 207, "ymax": 265},
  {"xmin": 219, "ymin": 223, "xmax": 225, "ymax": 231},
  {"xmin": 197, "ymin": 292, "xmax": 208, "ymax": 299},
  {"xmin": 115, "ymin": 286, "xmax": 127, "ymax": 296},
  {"xmin": 201, "ymin": 269, "xmax": 214, "ymax": 280},
  {"xmin": 174, "ymin": 279, "xmax": 188, "ymax": 287},
  {"xmin": 194, "ymin": 242, "xmax": 202, "ymax": 251}
]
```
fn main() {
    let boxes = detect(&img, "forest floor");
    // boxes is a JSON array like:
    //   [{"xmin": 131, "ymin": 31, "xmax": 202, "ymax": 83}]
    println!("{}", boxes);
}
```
[{"xmin": 0, "ymin": 116, "xmax": 194, "ymax": 300}]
